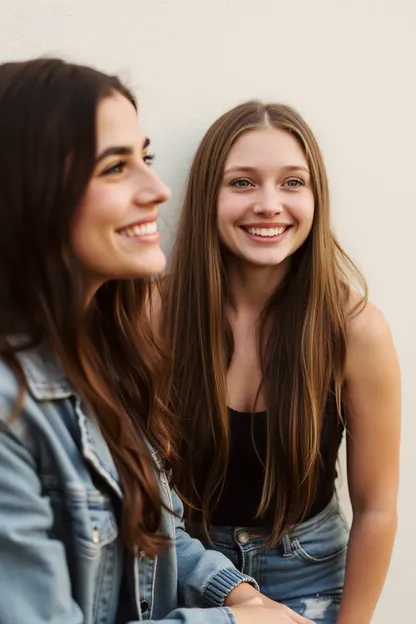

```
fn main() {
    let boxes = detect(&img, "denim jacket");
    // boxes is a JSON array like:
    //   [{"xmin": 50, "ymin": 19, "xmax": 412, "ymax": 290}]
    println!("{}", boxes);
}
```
[{"xmin": 0, "ymin": 341, "xmax": 257, "ymax": 624}]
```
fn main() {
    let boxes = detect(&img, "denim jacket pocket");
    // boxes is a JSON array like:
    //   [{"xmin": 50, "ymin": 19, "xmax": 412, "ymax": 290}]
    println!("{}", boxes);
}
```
[
  {"xmin": 44, "ymin": 478, "xmax": 119, "ymax": 560},
  {"xmin": 291, "ymin": 510, "xmax": 349, "ymax": 564}
]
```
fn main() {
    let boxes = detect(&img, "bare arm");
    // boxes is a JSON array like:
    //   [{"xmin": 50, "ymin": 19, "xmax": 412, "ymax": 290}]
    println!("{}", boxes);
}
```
[{"xmin": 337, "ymin": 301, "xmax": 401, "ymax": 624}]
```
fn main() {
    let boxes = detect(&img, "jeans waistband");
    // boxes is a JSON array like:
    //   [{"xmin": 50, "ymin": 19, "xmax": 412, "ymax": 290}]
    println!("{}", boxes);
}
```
[{"xmin": 203, "ymin": 494, "xmax": 341, "ymax": 544}]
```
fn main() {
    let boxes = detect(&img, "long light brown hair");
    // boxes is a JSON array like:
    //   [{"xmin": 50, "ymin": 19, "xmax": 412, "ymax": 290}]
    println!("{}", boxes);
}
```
[
  {"xmin": 0, "ymin": 58, "xmax": 178, "ymax": 557},
  {"xmin": 164, "ymin": 100, "xmax": 366, "ymax": 546}
]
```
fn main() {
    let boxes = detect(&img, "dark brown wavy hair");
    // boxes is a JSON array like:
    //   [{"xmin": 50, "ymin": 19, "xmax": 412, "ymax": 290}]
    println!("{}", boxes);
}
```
[
  {"xmin": 0, "ymin": 58, "xmax": 178, "ymax": 556},
  {"xmin": 164, "ymin": 100, "xmax": 366, "ymax": 546}
]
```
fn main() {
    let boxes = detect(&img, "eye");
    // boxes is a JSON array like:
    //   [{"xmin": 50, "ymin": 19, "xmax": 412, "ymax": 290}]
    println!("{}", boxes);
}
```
[
  {"xmin": 102, "ymin": 160, "xmax": 127, "ymax": 176},
  {"xmin": 144, "ymin": 152, "xmax": 155, "ymax": 166},
  {"xmin": 230, "ymin": 178, "xmax": 254, "ymax": 189},
  {"xmin": 283, "ymin": 178, "xmax": 304, "ymax": 188}
]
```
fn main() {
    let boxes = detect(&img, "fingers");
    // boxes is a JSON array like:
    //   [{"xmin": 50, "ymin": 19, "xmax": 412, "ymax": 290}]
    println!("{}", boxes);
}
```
[
  {"xmin": 291, "ymin": 611, "xmax": 315, "ymax": 624},
  {"xmin": 279, "ymin": 604, "xmax": 314, "ymax": 624},
  {"xmin": 231, "ymin": 603, "xmax": 315, "ymax": 624}
]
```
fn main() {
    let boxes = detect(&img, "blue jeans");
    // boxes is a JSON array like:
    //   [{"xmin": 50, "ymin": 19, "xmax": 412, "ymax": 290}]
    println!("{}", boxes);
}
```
[{"xmin": 192, "ymin": 496, "xmax": 349, "ymax": 623}]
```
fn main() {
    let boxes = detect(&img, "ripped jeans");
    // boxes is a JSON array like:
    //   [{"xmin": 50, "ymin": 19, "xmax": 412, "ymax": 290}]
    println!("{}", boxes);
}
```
[{"xmin": 192, "ymin": 496, "xmax": 349, "ymax": 623}]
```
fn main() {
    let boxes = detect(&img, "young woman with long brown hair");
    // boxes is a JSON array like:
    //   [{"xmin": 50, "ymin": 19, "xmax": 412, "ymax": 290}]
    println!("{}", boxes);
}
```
[
  {"xmin": 163, "ymin": 101, "xmax": 401, "ymax": 623},
  {"xmin": 0, "ymin": 62, "xmax": 313, "ymax": 624}
]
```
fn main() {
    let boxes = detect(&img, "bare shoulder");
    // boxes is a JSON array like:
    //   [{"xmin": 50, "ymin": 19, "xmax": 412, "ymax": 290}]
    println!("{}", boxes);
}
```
[
  {"xmin": 347, "ymin": 292, "xmax": 392, "ymax": 346},
  {"xmin": 344, "ymin": 289, "xmax": 399, "ymax": 380}
]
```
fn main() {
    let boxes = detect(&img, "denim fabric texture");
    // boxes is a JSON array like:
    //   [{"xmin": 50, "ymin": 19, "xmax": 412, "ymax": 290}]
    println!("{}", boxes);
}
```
[
  {"xmin": 191, "ymin": 495, "xmax": 349, "ymax": 624},
  {"xmin": 0, "ymin": 340, "xmax": 257, "ymax": 624}
]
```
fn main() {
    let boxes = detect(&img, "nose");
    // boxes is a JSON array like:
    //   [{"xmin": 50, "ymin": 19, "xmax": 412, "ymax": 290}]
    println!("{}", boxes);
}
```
[
  {"xmin": 253, "ymin": 184, "xmax": 283, "ymax": 217},
  {"xmin": 134, "ymin": 167, "xmax": 171, "ymax": 207}
]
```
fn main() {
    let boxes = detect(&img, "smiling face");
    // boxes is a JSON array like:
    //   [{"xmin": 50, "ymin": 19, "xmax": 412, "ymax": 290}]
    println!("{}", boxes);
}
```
[
  {"xmin": 217, "ymin": 126, "xmax": 315, "ymax": 272},
  {"xmin": 71, "ymin": 92, "xmax": 171, "ymax": 291}
]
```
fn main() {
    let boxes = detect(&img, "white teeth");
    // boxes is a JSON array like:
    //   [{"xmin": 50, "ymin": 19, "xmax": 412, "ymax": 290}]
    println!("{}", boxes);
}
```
[
  {"xmin": 246, "ymin": 226, "xmax": 287, "ymax": 237},
  {"xmin": 119, "ymin": 221, "xmax": 158, "ymax": 237}
]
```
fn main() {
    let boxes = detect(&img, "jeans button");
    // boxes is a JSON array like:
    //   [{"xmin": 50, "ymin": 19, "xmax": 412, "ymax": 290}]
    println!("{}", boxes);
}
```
[
  {"xmin": 238, "ymin": 531, "xmax": 250, "ymax": 544},
  {"xmin": 140, "ymin": 600, "xmax": 149, "ymax": 614}
]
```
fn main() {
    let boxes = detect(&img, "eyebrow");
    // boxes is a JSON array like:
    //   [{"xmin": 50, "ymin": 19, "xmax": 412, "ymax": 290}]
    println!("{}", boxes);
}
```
[
  {"xmin": 95, "ymin": 137, "xmax": 150, "ymax": 164},
  {"xmin": 224, "ymin": 164, "xmax": 310, "ymax": 175}
]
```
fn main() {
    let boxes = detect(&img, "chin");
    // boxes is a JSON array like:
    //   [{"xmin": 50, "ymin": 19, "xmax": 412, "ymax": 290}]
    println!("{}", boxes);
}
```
[
  {"xmin": 136, "ymin": 257, "xmax": 167, "ymax": 278},
  {"xmin": 125, "ymin": 249, "xmax": 167, "ymax": 279},
  {"xmin": 244, "ymin": 253, "xmax": 288, "ymax": 268}
]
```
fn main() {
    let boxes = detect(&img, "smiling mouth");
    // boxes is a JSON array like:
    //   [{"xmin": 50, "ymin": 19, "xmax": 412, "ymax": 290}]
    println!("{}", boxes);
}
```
[
  {"xmin": 241, "ymin": 225, "xmax": 291, "ymax": 238},
  {"xmin": 117, "ymin": 221, "xmax": 158, "ymax": 238}
]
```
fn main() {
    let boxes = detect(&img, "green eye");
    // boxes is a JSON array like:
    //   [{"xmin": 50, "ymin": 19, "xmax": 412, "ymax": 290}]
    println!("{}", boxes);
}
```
[
  {"xmin": 284, "ymin": 178, "xmax": 304, "ymax": 188},
  {"xmin": 102, "ymin": 161, "xmax": 127, "ymax": 175},
  {"xmin": 230, "ymin": 178, "xmax": 253, "ymax": 188}
]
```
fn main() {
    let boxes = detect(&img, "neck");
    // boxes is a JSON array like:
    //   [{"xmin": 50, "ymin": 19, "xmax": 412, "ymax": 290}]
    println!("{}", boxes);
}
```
[
  {"xmin": 226, "ymin": 257, "xmax": 289, "ymax": 315},
  {"xmin": 84, "ymin": 275, "xmax": 106, "ymax": 308}
]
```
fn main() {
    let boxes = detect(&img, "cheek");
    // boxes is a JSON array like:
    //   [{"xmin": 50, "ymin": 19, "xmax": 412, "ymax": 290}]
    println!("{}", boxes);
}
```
[
  {"xmin": 217, "ymin": 192, "xmax": 247, "ymax": 229},
  {"xmin": 73, "ymin": 187, "xmax": 128, "ymax": 239},
  {"xmin": 84, "ymin": 187, "xmax": 129, "ymax": 225},
  {"xmin": 291, "ymin": 194, "xmax": 315, "ymax": 230},
  {"xmin": 217, "ymin": 207, "xmax": 239, "ymax": 247},
  {"xmin": 71, "ymin": 190, "xmax": 114, "ymax": 261}
]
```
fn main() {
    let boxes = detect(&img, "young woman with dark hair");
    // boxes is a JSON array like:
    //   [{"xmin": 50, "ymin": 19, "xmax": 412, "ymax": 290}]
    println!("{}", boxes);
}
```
[{"xmin": 0, "ymin": 61, "xmax": 311, "ymax": 624}]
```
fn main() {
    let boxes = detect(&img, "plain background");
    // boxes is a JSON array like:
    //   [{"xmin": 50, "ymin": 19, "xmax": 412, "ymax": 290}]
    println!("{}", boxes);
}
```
[{"xmin": 1, "ymin": 1, "xmax": 414, "ymax": 621}]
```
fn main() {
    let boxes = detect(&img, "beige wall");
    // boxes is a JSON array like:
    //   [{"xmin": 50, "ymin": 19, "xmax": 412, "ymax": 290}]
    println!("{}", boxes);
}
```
[{"xmin": 1, "ymin": 0, "xmax": 414, "ymax": 620}]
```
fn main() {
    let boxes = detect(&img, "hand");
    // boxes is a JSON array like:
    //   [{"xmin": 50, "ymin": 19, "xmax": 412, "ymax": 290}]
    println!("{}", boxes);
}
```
[
  {"xmin": 225, "ymin": 583, "xmax": 314, "ymax": 623},
  {"xmin": 224, "ymin": 582, "xmax": 264, "ymax": 607},
  {"xmin": 230, "ymin": 602, "xmax": 314, "ymax": 624}
]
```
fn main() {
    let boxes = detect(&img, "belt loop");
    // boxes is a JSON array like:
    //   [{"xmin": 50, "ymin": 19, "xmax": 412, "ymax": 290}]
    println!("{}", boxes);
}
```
[{"xmin": 281, "ymin": 534, "xmax": 292, "ymax": 557}]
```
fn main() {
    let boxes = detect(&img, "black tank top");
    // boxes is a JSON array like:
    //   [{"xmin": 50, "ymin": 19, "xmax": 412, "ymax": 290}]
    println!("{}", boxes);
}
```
[{"xmin": 197, "ymin": 391, "xmax": 344, "ymax": 527}]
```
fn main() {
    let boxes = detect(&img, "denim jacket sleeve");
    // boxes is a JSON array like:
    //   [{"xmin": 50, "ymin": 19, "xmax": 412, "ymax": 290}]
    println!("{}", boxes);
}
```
[
  {"xmin": 0, "ymin": 417, "xmax": 243, "ymax": 624},
  {"xmin": 171, "ymin": 489, "xmax": 259, "ymax": 607},
  {"xmin": 0, "ymin": 420, "xmax": 85, "ymax": 624},
  {"xmin": 0, "ymin": 404, "xmax": 245, "ymax": 624}
]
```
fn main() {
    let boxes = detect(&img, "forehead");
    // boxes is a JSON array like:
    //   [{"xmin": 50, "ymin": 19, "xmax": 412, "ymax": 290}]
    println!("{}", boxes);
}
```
[
  {"xmin": 95, "ymin": 92, "xmax": 143, "ymax": 151},
  {"xmin": 225, "ymin": 127, "xmax": 307, "ymax": 169}
]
